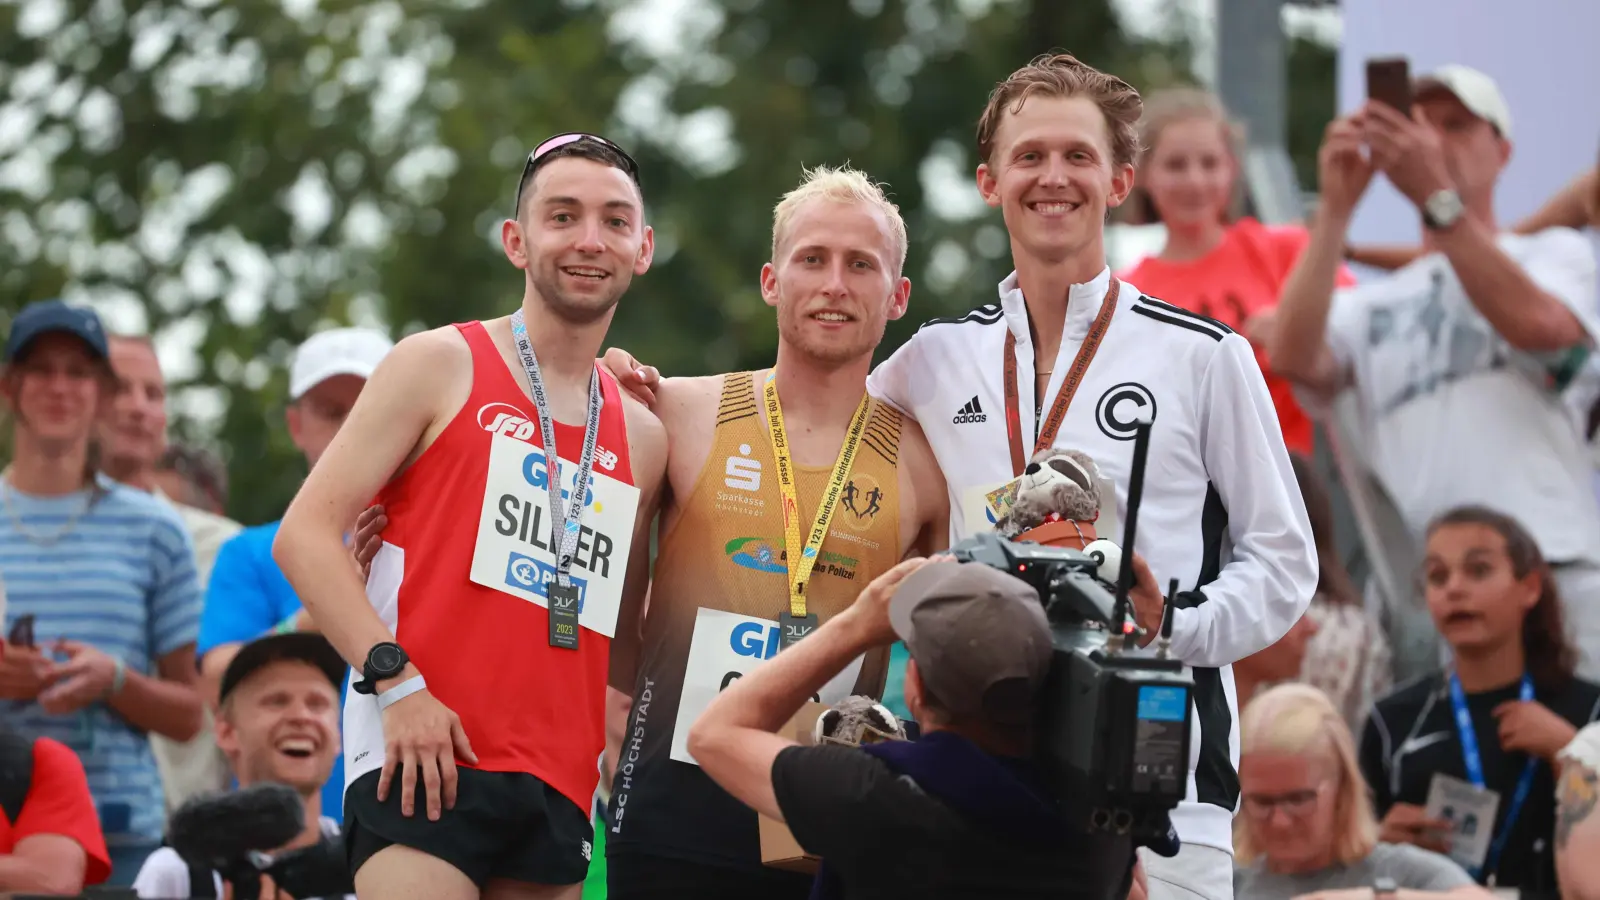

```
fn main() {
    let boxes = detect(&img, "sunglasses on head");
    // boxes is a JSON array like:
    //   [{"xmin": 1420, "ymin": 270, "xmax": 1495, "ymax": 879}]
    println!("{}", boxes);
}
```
[{"xmin": 513, "ymin": 133, "xmax": 642, "ymax": 214}]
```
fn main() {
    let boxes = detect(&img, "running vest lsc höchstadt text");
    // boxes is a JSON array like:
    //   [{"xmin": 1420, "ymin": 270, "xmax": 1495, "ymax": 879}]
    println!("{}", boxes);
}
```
[
  {"xmin": 608, "ymin": 370, "xmax": 901, "ymax": 870},
  {"xmin": 343, "ymin": 320, "xmax": 637, "ymax": 817}
]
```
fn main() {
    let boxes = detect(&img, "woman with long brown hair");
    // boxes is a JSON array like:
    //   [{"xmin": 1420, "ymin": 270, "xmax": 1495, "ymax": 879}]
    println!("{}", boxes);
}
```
[{"xmin": 1359, "ymin": 506, "xmax": 1600, "ymax": 892}]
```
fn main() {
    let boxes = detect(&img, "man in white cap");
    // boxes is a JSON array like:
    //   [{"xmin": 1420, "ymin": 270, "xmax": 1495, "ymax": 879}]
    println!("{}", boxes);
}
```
[
  {"xmin": 1265, "ymin": 64, "xmax": 1600, "ymax": 675},
  {"xmin": 196, "ymin": 326, "xmax": 394, "ymax": 824}
]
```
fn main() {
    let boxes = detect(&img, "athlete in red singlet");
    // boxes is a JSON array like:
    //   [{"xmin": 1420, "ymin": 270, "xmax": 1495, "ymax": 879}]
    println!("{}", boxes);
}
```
[{"xmin": 274, "ymin": 134, "xmax": 667, "ymax": 900}]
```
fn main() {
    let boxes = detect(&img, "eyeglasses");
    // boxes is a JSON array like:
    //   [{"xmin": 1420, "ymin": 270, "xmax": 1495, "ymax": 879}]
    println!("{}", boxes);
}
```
[
  {"xmin": 1240, "ymin": 788, "xmax": 1323, "ymax": 820},
  {"xmin": 512, "ymin": 132, "xmax": 642, "ymax": 214}
]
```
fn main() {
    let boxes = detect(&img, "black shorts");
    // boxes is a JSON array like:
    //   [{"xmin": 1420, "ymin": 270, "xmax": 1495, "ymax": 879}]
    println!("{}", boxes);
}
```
[
  {"xmin": 607, "ymin": 850, "xmax": 813, "ymax": 900},
  {"xmin": 345, "ymin": 767, "xmax": 594, "ymax": 888}
]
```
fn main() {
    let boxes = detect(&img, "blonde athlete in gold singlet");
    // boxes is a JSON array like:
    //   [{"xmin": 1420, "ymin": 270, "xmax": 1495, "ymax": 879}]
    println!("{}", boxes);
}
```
[{"xmin": 601, "ymin": 167, "xmax": 949, "ymax": 900}]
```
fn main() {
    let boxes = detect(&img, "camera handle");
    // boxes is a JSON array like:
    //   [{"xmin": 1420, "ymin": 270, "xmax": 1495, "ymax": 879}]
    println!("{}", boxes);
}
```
[{"xmin": 1110, "ymin": 415, "xmax": 1154, "ymax": 651}]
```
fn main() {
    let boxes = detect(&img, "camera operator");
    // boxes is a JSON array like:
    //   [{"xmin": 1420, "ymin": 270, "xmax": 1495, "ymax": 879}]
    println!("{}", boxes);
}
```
[
  {"xmin": 133, "ymin": 633, "xmax": 352, "ymax": 899},
  {"xmin": 689, "ymin": 556, "xmax": 1138, "ymax": 899}
]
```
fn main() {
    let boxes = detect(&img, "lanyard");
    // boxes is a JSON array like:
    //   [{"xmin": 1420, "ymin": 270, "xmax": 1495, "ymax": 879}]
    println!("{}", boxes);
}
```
[
  {"xmin": 509, "ymin": 310, "xmax": 602, "ymax": 649},
  {"xmin": 1448, "ymin": 672, "xmax": 1538, "ymax": 882},
  {"xmin": 761, "ymin": 370, "xmax": 871, "ymax": 628},
  {"xmin": 1002, "ymin": 279, "xmax": 1120, "ymax": 476}
]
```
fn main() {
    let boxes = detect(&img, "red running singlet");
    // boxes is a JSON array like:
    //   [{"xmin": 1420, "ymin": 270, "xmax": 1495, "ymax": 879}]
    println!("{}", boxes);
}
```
[{"xmin": 343, "ymin": 319, "xmax": 636, "ymax": 815}]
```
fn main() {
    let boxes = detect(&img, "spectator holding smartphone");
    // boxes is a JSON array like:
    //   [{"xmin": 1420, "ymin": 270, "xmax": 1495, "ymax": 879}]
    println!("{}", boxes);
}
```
[
  {"xmin": 1264, "ymin": 66, "xmax": 1600, "ymax": 677},
  {"xmin": 0, "ymin": 300, "xmax": 204, "ymax": 884}
]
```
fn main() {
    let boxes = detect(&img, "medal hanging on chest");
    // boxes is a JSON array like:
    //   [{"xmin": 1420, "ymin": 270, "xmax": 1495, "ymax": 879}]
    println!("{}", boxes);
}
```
[
  {"xmin": 761, "ymin": 370, "xmax": 870, "ymax": 651},
  {"xmin": 509, "ymin": 309, "xmax": 603, "ymax": 650}
]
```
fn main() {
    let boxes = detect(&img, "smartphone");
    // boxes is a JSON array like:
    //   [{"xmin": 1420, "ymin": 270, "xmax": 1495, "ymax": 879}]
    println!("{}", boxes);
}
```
[
  {"xmin": 7, "ymin": 614, "xmax": 34, "ymax": 648},
  {"xmin": 1366, "ymin": 56, "xmax": 1412, "ymax": 116}
]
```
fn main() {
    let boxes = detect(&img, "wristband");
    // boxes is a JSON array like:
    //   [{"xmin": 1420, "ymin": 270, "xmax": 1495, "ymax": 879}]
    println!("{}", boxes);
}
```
[
  {"xmin": 274, "ymin": 612, "xmax": 299, "ymax": 635},
  {"xmin": 108, "ymin": 658, "xmax": 127, "ymax": 697},
  {"xmin": 377, "ymin": 674, "xmax": 426, "ymax": 710}
]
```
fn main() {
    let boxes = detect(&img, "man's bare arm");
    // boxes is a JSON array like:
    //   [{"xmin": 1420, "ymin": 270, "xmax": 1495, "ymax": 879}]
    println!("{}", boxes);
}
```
[
  {"xmin": 1557, "ymin": 756, "xmax": 1600, "ymax": 899},
  {"xmin": 1516, "ymin": 166, "xmax": 1598, "ymax": 234},
  {"xmin": 109, "ymin": 645, "xmax": 204, "ymax": 741},
  {"xmin": 1264, "ymin": 205, "xmax": 1351, "ymax": 400},
  {"xmin": 1431, "ymin": 216, "xmax": 1589, "ymax": 352},
  {"xmin": 0, "ymin": 835, "xmax": 89, "ymax": 894},
  {"xmin": 273, "ymin": 329, "xmax": 464, "ymax": 679}
]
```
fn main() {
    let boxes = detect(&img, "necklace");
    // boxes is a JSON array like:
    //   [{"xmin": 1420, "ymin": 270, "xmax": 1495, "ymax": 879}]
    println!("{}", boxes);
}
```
[{"xmin": 2, "ymin": 478, "xmax": 92, "ymax": 547}]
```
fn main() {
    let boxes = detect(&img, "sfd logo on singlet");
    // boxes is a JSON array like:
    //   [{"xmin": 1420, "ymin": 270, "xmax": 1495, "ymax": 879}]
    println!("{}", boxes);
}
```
[{"xmin": 477, "ymin": 402, "xmax": 618, "ymax": 471}]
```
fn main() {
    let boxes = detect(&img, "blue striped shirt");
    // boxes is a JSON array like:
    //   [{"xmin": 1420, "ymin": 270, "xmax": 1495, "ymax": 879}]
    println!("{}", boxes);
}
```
[{"xmin": 0, "ymin": 474, "xmax": 202, "ymax": 846}]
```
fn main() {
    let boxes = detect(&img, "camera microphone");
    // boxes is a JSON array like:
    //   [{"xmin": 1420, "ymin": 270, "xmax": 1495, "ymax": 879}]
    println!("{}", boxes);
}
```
[{"xmin": 168, "ymin": 782, "xmax": 305, "ymax": 900}]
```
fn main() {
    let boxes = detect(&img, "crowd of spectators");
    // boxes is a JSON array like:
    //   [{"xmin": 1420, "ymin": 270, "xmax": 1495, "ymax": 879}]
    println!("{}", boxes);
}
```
[{"xmin": 0, "ymin": 51, "xmax": 1596, "ymax": 900}]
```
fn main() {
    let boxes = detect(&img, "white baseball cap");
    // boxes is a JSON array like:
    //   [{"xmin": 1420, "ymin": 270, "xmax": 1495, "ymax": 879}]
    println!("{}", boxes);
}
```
[
  {"xmin": 289, "ymin": 327, "xmax": 394, "ymax": 400},
  {"xmin": 1416, "ymin": 64, "xmax": 1512, "ymax": 139}
]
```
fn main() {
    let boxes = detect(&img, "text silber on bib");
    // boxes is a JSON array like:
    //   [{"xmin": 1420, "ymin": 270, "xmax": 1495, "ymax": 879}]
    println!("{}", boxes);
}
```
[{"xmin": 470, "ymin": 432, "xmax": 640, "ymax": 638}]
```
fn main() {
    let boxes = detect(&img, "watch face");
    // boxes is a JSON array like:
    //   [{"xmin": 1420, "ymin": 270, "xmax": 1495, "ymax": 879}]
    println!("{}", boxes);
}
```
[{"xmin": 372, "ymin": 644, "xmax": 404, "ymax": 673}]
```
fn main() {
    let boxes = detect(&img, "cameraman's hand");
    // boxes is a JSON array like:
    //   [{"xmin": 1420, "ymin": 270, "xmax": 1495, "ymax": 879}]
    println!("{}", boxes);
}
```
[
  {"xmin": 841, "ymin": 555, "xmax": 948, "ymax": 645},
  {"xmin": 1127, "ymin": 553, "xmax": 1165, "ymax": 647},
  {"xmin": 378, "ymin": 676, "xmax": 478, "ymax": 821}
]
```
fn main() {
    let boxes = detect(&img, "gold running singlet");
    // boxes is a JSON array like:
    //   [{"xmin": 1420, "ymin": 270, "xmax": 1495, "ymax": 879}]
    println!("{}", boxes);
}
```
[{"xmin": 607, "ymin": 370, "xmax": 904, "ymax": 869}]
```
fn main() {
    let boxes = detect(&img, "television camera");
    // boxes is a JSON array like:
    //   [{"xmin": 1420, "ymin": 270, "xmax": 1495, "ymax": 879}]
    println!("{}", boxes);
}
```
[{"xmin": 949, "ymin": 416, "xmax": 1193, "ymax": 844}]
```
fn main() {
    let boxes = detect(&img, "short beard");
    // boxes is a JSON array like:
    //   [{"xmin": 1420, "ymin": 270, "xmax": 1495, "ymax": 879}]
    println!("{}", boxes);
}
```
[
  {"xmin": 775, "ymin": 300, "xmax": 883, "ymax": 367},
  {"xmin": 531, "ymin": 268, "xmax": 630, "ymax": 326}
]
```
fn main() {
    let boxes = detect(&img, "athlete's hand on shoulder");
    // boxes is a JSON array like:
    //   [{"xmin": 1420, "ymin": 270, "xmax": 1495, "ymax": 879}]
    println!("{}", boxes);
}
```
[
  {"xmin": 349, "ymin": 504, "xmax": 388, "ymax": 581},
  {"xmin": 842, "ymin": 555, "xmax": 949, "ymax": 645},
  {"xmin": 601, "ymin": 347, "xmax": 660, "ymax": 408},
  {"xmin": 378, "ymin": 679, "xmax": 478, "ymax": 821}
]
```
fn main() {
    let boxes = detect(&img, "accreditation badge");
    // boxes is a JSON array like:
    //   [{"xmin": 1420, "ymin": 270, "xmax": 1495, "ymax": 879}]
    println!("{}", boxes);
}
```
[
  {"xmin": 469, "ymin": 433, "xmax": 640, "ymax": 638},
  {"xmin": 670, "ymin": 608, "xmax": 865, "ymax": 765}
]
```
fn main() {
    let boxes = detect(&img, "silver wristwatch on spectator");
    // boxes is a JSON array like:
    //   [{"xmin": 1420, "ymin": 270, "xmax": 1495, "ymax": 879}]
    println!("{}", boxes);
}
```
[{"xmin": 1422, "ymin": 188, "xmax": 1465, "ymax": 231}]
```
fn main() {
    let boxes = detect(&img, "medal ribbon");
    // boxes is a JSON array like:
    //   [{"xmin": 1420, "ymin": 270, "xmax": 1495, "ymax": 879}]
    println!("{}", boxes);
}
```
[
  {"xmin": 761, "ymin": 370, "xmax": 871, "ymax": 618},
  {"xmin": 509, "ymin": 309, "xmax": 602, "ymax": 589},
  {"xmin": 1002, "ymin": 278, "xmax": 1121, "ymax": 476},
  {"xmin": 1448, "ymin": 671, "xmax": 1538, "ymax": 882}
]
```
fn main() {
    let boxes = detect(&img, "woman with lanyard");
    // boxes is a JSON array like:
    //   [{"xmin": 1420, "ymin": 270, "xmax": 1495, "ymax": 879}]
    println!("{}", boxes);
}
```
[
  {"xmin": 0, "ymin": 300, "xmax": 204, "ymax": 884},
  {"xmin": 1359, "ymin": 506, "xmax": 1600, "ymax": 894}
]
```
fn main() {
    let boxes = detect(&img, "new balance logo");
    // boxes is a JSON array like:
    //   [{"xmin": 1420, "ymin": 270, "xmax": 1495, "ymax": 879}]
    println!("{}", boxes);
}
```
[{"xmin": 952, "ymin": 396, "xmax": 987, "ymax": 424}]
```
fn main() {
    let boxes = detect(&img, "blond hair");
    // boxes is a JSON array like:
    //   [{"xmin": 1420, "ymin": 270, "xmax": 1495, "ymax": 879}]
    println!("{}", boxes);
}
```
[
  {"xmin": 976, "ymin": 53, "xmax": 1143, "ymax": 169},
  {"xmin": 770, "ymin": 165, "xmax": 908, "ymax": 275},
  {"xmin": 1233, "ymin": 684, "xmax": 1379, "ymax": 868},
  {"xmin": 1125, "ymin": 87, "xmax": 1246, "ymax": 225}
]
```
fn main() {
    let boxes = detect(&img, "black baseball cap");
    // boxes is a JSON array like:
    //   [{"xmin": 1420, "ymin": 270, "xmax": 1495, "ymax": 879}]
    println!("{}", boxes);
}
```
[
  {"xmin": 4, "ymin": 299, "xmax": 110, "ymax": 363},
  {"xmin": 219, "ymin": 633, "xmax": 348, "ymax": 704}
]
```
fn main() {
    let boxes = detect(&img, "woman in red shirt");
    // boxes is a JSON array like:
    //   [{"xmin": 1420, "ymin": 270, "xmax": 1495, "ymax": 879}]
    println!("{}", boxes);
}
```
[{"xmin": 1120, "ymin": 88, "xmax": 1351, "ymax": 455}]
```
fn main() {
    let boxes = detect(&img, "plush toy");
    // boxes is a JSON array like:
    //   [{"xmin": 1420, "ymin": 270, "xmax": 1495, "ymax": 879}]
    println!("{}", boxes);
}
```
[
  {"xmin": 813, "ymin": 696, "xmax": 907, "ymax": 747},
  {"xmin": 995, "ymin": 447, "xmax": 1123, "ymax": 586}
]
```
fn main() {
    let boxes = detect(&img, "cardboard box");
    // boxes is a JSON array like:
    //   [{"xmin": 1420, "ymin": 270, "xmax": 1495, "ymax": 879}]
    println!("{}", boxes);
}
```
[{"xmin": 759, "ymin": 701, "xmax": 827, "ymax": 873}]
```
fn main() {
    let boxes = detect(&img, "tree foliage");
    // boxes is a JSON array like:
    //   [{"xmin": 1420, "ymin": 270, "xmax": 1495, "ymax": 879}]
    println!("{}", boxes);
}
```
[{"xmin": 0, "ymin": 0, "xmax": 1332, "ymax": 524}]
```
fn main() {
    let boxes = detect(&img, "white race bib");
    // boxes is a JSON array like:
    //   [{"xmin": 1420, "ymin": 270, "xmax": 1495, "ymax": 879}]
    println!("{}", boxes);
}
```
[
  {"xmin": 469, "ymin": 433, "xmax": 640, "ymax": 638},
  {"xmin": 670, "ymin": 608, "xmax": 865, "ymax": 765}
]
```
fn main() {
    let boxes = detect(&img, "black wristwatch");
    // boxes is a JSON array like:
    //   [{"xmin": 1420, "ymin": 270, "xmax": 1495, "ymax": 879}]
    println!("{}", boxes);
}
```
[
  {"xmin": 352, "ymin": 642, "xmax": 410, "ymax": 695},
  {"xmin": 1373, "ymin": 876, "xmax": 1398, "ymax": 899}
]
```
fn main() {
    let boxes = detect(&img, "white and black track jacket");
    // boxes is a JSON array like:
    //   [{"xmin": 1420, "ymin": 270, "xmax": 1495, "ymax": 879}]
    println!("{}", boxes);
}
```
[{"xmin": 866, "ymin": 267, "xmax": 1318, "ymax": 854}]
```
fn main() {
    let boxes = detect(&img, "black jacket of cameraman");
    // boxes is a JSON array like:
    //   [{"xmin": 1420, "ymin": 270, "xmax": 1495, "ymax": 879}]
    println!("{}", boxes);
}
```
[{"xmin": 772, "ymin": 729, "xmax": 1136, "ymax": 899}]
